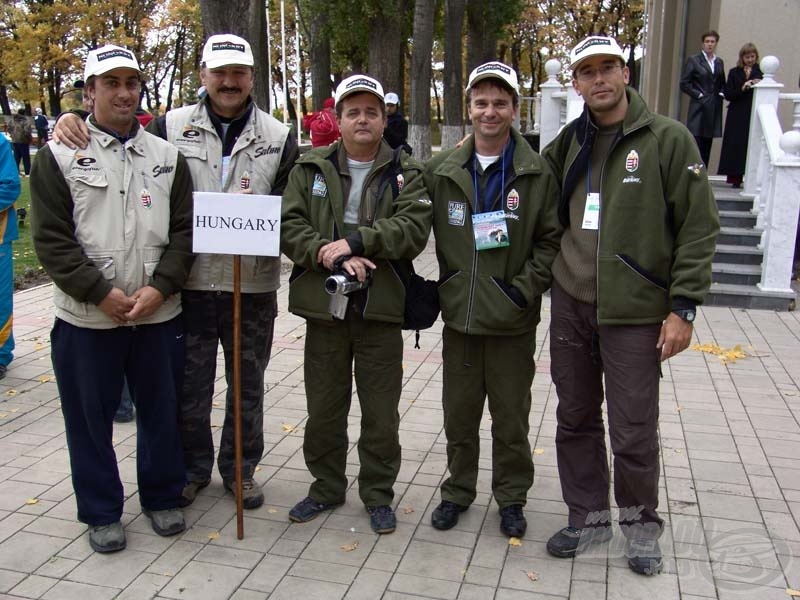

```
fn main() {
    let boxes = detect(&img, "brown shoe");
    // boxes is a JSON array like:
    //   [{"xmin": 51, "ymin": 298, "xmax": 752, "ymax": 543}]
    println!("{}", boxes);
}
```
[
  {"xmin": 179, "ymin": 479, "xmax": 210, "ymax": 508},
  {"xmin": 223, "ymin": 478, "xmax": 264, "ymax": 509}
]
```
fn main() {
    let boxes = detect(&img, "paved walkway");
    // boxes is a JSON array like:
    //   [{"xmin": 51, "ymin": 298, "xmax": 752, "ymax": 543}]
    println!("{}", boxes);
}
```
[{"xmin": 1, "ymin": 241, "xmax": 799, "ymax": 600}]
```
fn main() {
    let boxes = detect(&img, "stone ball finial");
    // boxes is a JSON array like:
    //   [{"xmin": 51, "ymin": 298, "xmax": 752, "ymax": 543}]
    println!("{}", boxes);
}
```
[
  {"xmin": 760, "ymin": 56, "xmax": 780, "ymax": 80},
  {"xmin": 779, "ymin": 129, "xmax": 800, "ymax": 159},
  {"xmin": 545, "ymin": 59, "xmax": 562, "ymax": 79}
]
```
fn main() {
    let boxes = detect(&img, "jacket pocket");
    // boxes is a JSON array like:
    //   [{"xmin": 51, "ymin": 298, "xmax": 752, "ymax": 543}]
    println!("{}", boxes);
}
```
[
  {"xmin": 599, "ymin": 255, "xmax": 669, "ymax": 321},
  {"xmin": 616, "ymin": 254, "xmax": 668, "ymax": 290},
  {"xmin": 87, "ymin": 254, "xmax": 116, "ymax": 280},
  {"xmin": 142, "ymin": 247, "xmax": 164, "ymax": 279}
]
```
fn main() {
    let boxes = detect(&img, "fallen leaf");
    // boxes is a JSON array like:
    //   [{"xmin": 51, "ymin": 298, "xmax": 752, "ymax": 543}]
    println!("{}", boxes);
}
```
[
  {"xmin": 38, "ymin": 375, "xmax": 54, "ymax": 383},
  {"xmin": 508, "ymin": 537, "xmax": 522, "ymax": 547},
  {"xmin": 268, "ymin": 508, "xmax": 278, "ymax": 514},
  {"xmin": 403, "ymin": 506, "xmax": 414, "ymax": 514},
  {"xmin": 25, "ymin": 498, "xmax": 39, "ymax": 505},
  {"xmin": 207, "ymin": 532, "xmax": 220, "ymax": 540},
  {"xmin": 10, "ymin": 408, "xmax": 18, "ymax": 413},
  {"xmin": 5, "ymin": 390, "xmax": 17, "ymax": 396},
  {"xmin": 255, "ymin": 466, "xmax": 262, "ymax": 472},
  {"xmin": 212, "ymin": 401, "xmax": 220, "ymax": 407},
  {"xmin": 281, "ymin": 424, "xmax": 295, "ymax": 433},
  {"xmin": 525, "ymin": 570, "xmax": 539, "ymax": 582},
  {"xmin": 675, "ymin": 448, "xmax": 682, "ymax": 453},
  {"xmin": 690, "ymin": 342, "xmax": 748, "ymax": 364},
  {"xmin": 341, "ymin": 541, "xmax": 359, "ymax": 552},
  {"xmin": 0, "ymin": 413, "xmax": 6, "ymax": 419},
  {"xmin": 35, "ymin": 343, "xmax": 45, "ymax": 350},
  {"xmin": 676, "ymin": 405, "xmax": 683, "ymax": 412},
  {"xmin": 163, "ymin": 572, "xmax": 173, "ymax": 577},
  {"xmin": 533, "ymin": 448, "xmax": 544, "ymax": 455},
  {"xmin": 786, "ymin": 589, "xmax": 800, "ymax": 597}
]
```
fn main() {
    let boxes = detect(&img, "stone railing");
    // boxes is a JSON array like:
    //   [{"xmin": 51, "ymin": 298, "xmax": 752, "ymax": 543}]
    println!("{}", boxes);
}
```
[
  {"xmin": 742, "ymin": 56, "xmax": 800, "ymax": 294},
  {"xmin": 538, "ymin": 58, "xmax": 584, "ymax": 149}
]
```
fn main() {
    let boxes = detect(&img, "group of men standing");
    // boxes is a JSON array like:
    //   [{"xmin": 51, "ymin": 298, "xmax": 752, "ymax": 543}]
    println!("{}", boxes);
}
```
[{"xmin": 37, "ymin": 32, "xmax": 719, "ymax": 577}]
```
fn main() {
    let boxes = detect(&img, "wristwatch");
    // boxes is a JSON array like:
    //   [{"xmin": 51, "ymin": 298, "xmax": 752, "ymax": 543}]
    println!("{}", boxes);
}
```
[{"xmin": 672, "ymin": 308, "xmax": 696, "ymax": 323}]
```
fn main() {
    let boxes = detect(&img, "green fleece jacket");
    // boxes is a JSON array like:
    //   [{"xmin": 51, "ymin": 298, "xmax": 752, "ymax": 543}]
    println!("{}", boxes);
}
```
[
  {"xmin": 542, "ymin": 87, "xmax": 720, "ymax": 325},
  {"xmin": 424, "ymin": 129, "xmax": 562, "ymax": 336},
  {"xmin": 280, "ymin": 140, "xmax": 432, "ymax": 323}
]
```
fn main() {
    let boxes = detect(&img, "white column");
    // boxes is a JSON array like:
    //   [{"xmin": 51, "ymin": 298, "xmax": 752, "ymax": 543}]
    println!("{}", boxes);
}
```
[
  {"xmin": 743, "ymin": 56, "xmax": 783, "ymax": 198},
  {"xmin": 539, "ymin": 59, "xmax": 564, "ymax": 150}
]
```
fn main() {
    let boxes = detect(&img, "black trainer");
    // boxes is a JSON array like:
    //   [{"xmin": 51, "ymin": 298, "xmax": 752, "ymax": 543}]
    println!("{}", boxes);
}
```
[
  {"xmin": 431, "ymin": 500, "xmax": 468, "ymax": 530},
  {"xmin": 289, "ymin": 496, "xmax": 342, "ymax": 523},
  {"xmin": 546, "ymin": 525, "xmax": 613, "ymax": 558},
  {"xmin": 499, "ymin": 504, "xmax": 527, "ymax": 537},
  {"xmin": 627, "ymin": 537, "xmax": 663, "ymax": 575},
  {"xmin": 367, "ymin": 505, "xmax": 396, "ymax": 534}
]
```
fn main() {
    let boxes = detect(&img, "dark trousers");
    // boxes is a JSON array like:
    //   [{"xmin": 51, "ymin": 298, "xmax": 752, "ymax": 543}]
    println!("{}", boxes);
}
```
[
  {"xmin": 693, "ymin": 136, "xmax": 713, "ymax": 167},
  {"xmin": 12, "ymin": 143, "xmax": 30, "ymax": 175},
  {"xmin": 440, "ymin": 326, "xmax": 536, "ymax": 508},
  {"xmin": 51, "ymin": 317, "xmax": 186, "ymax": 525},
  {"xmin": 550, "ymin": 282, "xmax": 663, "ymax": 536},
  {"xmin": 303, "ymin": 312, "xmax": 402, "ymax": 507},
  {"xmin": 180, "ymin": 290, "xmax": 276, "ymax": 482}
]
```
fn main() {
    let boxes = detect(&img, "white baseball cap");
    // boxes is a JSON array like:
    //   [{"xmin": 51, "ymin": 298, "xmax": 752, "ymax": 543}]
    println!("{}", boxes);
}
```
[
  {"xmin": 334, "ymin": 74, "xmax": 385, "ymax": 105},
  {"xmin": 202, "ymin": 34, "xmax": 254, "ymax": 69},
  {"xmin": 569, "ymin": 36, "xmax": 626, "ymax": 72},
  {"xmin": 385, "ymin": 92, "xmax": 400, "ymax": 105},
  {"xmin": 84, "ymin": 45, "xmax": 141, "ymax": 80},
  {"xmin": 466, "ymin": 62, "xmax": 519, "ymax": 96}
]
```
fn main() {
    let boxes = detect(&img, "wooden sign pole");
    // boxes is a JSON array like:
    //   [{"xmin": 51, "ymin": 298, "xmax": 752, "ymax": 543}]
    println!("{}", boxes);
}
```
[{"xmin": 233, "ymin": 254, "xmax": 244, "ymax": 539}]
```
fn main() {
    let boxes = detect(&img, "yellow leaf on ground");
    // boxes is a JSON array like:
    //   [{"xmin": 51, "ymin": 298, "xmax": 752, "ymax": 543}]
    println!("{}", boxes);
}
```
[
  {"xmin": 212, "ymin": 402, "xmax": 220, "ymax": 407},
  {"xmin": 675, "ymin": 448, "xmax": 682, "ymax": 453},
  {"xmin": 690, "ymin": 342, "xmax": 748, "ymax": 364},
  {"xmin": 255, "ymin": 466, "xmax": 262, "ymax": 472},
  {"xmin": 786, "ymin": 589, "xmax": 800, "ymax": 597},
  {"xmin": 38, "ymin": 376, "xmax": 54, "ymax": 383},
  {"xmin": 281, "ymin": 424, "xmax": 295, "ymax": 433},
  {"xmin": 207, "ymin": 531, "xmax": 220, "ymax": 540},
  {"xmin": 341, "ymin": 541, "xmax": 359, "ymax": 552},
  {"xmin": 403, "ymin": 506, "xmax": 414, "ymax": 514},
  {"xmin": 35, "ymin": 343, "xmax": 45, "ymax": 350},
  {"xmin": 0, "ymin": 413, "xmax": 6, "ymax": 418},
  {"xmin": 509, "ymin": 537, "xmax": 522, "ymax": 547},
  {"xmin": 526, "ymin": 570, "xmax": 539, "ymax": 582},
  {"xmin": 268, "ymin": 508, "xmax": 278, "ymax": 514},
  {"xmin": 533, "ymin": 448, "xmax": 544, "ymax": 455},
  {"xmin": 25, "ymin": 498, "xmax": 39, "ymax": 505},
  {"xmin": 5, "ymin": 390, "xmax": 17, "ymax": 396}
]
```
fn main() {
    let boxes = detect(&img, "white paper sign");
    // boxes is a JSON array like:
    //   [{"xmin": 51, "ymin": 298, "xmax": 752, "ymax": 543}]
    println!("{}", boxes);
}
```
[{"xmin": 193, "ymin": 192, "xmax": 282, "ymax": 256}]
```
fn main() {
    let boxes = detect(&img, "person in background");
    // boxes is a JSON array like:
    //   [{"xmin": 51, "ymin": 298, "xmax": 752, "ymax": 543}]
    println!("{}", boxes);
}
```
[
  {"xmin": 383, "ymin": 92, "xmax": 411, "ymax": 154},
  {"xmin": 30, "ymin": 44, "xmax": 195, "ymax": 553},
  {"xmin": 0, "ymin": 134, "xmax": 20, "ymax": 380},
  {"xmin": 680, "ymin": 30, "xmax": 726, "ymax": 166},
  {"xmin": 305, "ymin": 97, "xmax": 340, "ymax": 148},
  {"xmin": 34, "ymin": 108, "xmax": 49, "ymax": 148},
  {"xmin": 7, "ymin": 109, "xmax": 32, "ymax": 177},
  {"xmin": 718, "ymin": 43, "xmax": 762, "ymax": 188}
]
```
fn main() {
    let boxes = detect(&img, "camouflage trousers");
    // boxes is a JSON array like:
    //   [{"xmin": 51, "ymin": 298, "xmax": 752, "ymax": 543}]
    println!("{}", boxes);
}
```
[{"xmin": 180, "ymin": 290, "xmax": 277, "ymax": 483}]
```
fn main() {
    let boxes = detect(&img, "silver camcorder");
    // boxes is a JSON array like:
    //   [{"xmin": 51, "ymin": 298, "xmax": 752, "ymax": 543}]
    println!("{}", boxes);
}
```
[{"xmin": 325, "ymin": 270, "xmax": 372, "ymax": 319}]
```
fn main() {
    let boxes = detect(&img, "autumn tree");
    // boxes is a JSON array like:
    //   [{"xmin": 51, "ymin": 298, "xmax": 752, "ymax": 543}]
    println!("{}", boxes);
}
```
[{"xmin": 408, "ymin": 0, "xmax": 437, "ymax": 161}]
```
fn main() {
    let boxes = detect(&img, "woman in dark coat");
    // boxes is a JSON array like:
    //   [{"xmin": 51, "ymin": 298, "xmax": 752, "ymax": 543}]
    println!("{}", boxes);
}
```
[{"xmin": 718, "ymin": 43, "xmax": 762, "ymax": 188}]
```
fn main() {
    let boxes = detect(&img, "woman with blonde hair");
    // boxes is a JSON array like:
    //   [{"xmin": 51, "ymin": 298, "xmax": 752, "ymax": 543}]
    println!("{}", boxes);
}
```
[{"xmin": 718, "ymin": 43, "xmax": 762, "ymax": 188}]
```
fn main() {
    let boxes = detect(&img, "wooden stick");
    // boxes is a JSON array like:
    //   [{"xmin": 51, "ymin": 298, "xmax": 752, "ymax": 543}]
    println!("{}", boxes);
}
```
[{"xmin": 233, "ymin": 254, "xmax": 244, "ymax": 539}]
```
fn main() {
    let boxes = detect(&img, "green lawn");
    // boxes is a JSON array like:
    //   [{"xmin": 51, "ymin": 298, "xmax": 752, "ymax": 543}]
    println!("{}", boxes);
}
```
[{"xmin": 12, "ymin": 176, "xmax": 46, "ymax": 288}]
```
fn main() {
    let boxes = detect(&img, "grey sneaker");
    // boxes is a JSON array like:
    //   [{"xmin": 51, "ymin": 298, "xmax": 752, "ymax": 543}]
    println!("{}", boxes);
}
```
[
  {"xmin": 143, "ymin": 508, "xmax": 186, "ymax": 536},
  {"xmin": 223, "ymin": 478, "xmax": 264, "ymax": 509},
  {"xmin": 88, "ymin": 521, "xmax": 126, "ymax": 553},
  {"xmin": 179, "ymin": 479, "xmax": 210, "ymax": 507}
]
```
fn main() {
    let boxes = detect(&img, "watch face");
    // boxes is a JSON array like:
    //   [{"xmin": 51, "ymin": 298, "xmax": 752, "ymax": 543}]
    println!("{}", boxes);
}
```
[{"xmin": 685, "ymin": 310, "xmax": 696, "ymax": 322}]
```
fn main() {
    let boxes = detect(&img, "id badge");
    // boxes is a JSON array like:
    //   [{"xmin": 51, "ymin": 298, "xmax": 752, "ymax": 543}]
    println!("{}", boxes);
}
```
[
  {"xmin": 221, "ymin": 156, "xmax": 231, "ymax": 187},
  {"xmin": 472, "ymin": 210, "xmax": 510, "ymax": 251},
  {"xmin": 582, "ymin": 193, "xmax": 600, "ymax": 230}
]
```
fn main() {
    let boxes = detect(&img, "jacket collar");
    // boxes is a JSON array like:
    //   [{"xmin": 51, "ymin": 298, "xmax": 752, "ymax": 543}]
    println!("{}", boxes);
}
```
[
  {"xmin": 87, "ymin": 116, "xmax": 146, "ymax": 155},
  {"xmin": 436, "ymin": 128, "xmax": 541, "ymax": 177}
]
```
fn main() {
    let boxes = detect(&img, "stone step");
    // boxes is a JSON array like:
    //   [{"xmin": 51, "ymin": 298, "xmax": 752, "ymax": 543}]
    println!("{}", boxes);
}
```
[
  {"xmin": 719, "ymin": 209, "xmax": 757, "ymax": 228},
  {"xmin": 718, "ymin": 226, "xmax": 762, "ymax": 247},
  {"xmin": 711, "ymin": 263, "xmax": 762, "ymax": 286},
  {"xmin": 714, "ymin": 244, "xmax": 763, "ymax": 266},
  {"xmin": 715, "ymin": 194, "xmax": 754, "ymax": 213},
  {"xmin": 705, "ymin": 282, "xmax": 796, "ymax": 310}
]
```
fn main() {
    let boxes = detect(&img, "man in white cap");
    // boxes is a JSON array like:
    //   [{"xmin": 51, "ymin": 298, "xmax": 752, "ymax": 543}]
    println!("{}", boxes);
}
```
[
  {"xmin": 423, "ymin": 62, "xmax": 561, "ymax": 539},
  {"xmin": 280, "ymin": 74, "xmax": 431, "ymax": 533},
  {"xmin": 55, "ymin": 34, "xmax": 299, "ymax": 511},
  {"xmin": 542, "ymin": 36, "xmax": 718, "ymax": 574},
  {"xmin": 383, "ymin": 91, "xmax": 410, "ymax": 153},
  {"xmin": 30, "ymin": 45, "xmax": 195, "ymax": 552}
]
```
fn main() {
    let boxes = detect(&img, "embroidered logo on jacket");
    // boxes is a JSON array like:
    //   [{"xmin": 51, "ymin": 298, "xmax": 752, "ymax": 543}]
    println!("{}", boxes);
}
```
[
  {"xmin": 141, "ymin": 188, "xmax": 152, "ymax": 208},
  {"xmin": 506, "ymin": 188, "xmax": 520, "ymax": 211},
  {"xmin": 396, "ymin": 173, "xmax": 404, "ymax": 192},
  {"xmin": 625, "ymin": 150, "xmax": 639, "ymax": 172}
]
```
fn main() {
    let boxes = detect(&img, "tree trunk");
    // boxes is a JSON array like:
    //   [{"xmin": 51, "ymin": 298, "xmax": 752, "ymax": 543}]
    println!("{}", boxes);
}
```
[
  {"xmin": 466, "ymin": 1, "xmax": 497, "ymax": 72},
  {"xmin": 198, "ymin": 0, "xmax": 270, "ymax": 110},
  {"xmin": 0, "ymin": 86, "xmax": 10, "ymax": 115},
  {"xmin": 441, "ymin": 0, "xmax": 466, "ymax": 150},
  {"xmin": 307, "ymin": 9, "xmax": 332, "ymax": 111},
  {"xmin": 366, "ymin": 0, "xmax": 405, "ymax": 94},
  {"xmin": 409, "ymin": 0, "xmax": 435, "ymax": 162}
]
